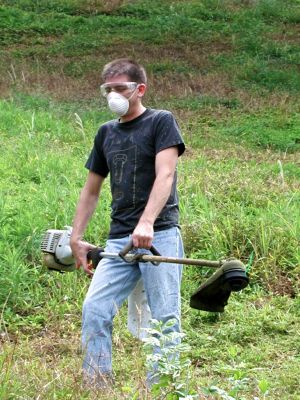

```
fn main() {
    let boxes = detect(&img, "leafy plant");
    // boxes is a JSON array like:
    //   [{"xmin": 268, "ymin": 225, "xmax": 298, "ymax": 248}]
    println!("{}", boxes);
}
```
[{"xmin": 143, "ymin": 319, "xmax": 197, "ymax": 399}]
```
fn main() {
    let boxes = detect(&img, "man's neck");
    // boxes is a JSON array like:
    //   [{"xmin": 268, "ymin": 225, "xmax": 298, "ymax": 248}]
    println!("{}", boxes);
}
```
[{"xmin": 120, "ymin": 105, "xmax": 146, "ymax": 123}]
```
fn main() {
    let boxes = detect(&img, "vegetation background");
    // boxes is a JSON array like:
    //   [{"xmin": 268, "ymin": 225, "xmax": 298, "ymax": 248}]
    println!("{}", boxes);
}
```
[{"xmin": 0, "ymin": 0, "xmax": 299, "ymax": 398}]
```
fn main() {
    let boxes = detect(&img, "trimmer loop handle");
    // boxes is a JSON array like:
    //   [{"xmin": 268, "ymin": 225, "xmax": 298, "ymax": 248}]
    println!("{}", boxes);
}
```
[{"xmin": 119, "ymin": 239, "xmax": 162, "ymax": 265}]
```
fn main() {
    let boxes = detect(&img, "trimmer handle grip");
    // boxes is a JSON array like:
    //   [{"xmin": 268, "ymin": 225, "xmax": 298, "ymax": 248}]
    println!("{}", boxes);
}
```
[
  {"xmin": 119, "ymin": 239, "xmax": 161, "ymax": 265},
  {"xmin": 87, "ymin": 247, "xmax": 104, "ymax": 269}
]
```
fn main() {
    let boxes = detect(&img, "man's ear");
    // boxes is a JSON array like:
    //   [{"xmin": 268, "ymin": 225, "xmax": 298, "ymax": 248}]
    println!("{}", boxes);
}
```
[{"xmin": 137, "ymin": 83, "xmax": 147, "ymax": 97}]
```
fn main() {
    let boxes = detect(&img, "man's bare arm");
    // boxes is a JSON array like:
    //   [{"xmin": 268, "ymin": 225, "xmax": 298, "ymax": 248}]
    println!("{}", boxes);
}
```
[
  {"xmin": 70, "ymin": 171, "xmax": 105, "ymax": 275},
  {"xmin": 132, "ymin": 146, "xmax": 179, "ymax": 249}
]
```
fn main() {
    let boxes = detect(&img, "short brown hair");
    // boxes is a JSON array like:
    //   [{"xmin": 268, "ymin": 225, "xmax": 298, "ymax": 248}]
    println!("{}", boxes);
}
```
[{"xmin": 102, "ymin": 58, "xmax": 147, "ymax": 84}]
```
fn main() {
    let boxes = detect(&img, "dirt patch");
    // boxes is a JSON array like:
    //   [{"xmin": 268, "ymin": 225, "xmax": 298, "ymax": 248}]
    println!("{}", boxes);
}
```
[
  {"xmin": 1, "ymin": 66, "xmax": 231, "ymax": 103},
  {"xmin": 251, "ymin": 296, "xmax": 273, "ymax": 309},
  {"xmin": 0, "ymin": 37, "xmax": 234, "ymax": 101},
  {"xmin": 0, "ymin": 61, "xmax": 100, "ymax": 101},
  {"xmin": 0, "ymin": 331, "xmax": 19, "ymax": 344},
  {"xmin": 76, "ymin": 0, "xmax": 131, "ymax": 14},
  {"xmin": 266, "ymin": 272, "xmax": 297, "ymax": 298},
  {"xmin": 268, "ymin": 24, "xmax": 300, "ymax": 45}
]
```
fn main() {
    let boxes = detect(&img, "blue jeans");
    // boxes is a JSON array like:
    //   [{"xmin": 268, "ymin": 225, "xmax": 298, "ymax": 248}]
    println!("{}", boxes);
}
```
[{"xmin": 82, "ymin": 227, "xmax": 184, "ymax": 382}]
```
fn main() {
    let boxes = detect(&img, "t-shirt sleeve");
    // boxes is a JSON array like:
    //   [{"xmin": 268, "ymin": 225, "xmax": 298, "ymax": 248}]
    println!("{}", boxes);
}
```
[
  {"xmin": 154, "ymin": 111, "xmax": 185, "ymax": 156},
  {"xmin": 85, "ymin": 129, "xmax": 109, "ymax": 177}
]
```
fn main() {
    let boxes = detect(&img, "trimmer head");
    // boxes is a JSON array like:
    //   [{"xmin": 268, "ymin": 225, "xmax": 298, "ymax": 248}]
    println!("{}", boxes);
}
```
[{"xmin": 190, "ymin": 259, "xmax": 249, "ymax": 312}]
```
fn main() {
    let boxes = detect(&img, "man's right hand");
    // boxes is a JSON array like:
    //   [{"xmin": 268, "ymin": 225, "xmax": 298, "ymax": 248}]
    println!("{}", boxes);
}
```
[{"xmin": 70, "ymin": 239, "xmax": 96, "ymax": 277}]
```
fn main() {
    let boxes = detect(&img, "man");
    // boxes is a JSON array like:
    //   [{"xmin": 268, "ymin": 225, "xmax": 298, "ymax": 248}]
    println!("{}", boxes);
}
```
[{"xmin": 70, "ymin": 58, "xmax": 185, "ymax": 387}]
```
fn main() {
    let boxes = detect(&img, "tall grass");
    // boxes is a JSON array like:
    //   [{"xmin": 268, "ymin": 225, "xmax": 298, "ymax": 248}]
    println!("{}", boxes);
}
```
[{"xmin": 1, "ymin": 93, "xmax": 298, "ymax": 325}]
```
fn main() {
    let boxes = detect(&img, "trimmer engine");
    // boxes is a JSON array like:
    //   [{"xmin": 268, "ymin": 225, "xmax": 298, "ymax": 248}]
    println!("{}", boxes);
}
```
[{"xmin": 41, "ymin": 226, "xmax": 76, "ymax": 272}]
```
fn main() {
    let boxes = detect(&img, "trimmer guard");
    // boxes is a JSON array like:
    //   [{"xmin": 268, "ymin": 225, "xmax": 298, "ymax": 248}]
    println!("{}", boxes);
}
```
[{"xmin": 190, "ymin": 260, "xmax": 249, "ymax": 312}]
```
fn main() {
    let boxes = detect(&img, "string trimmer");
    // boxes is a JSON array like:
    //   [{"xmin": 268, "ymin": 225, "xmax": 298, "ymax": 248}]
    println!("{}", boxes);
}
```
[{"xmin": 41, "ymin": 227, "xmax": 249, "ymax": 337}]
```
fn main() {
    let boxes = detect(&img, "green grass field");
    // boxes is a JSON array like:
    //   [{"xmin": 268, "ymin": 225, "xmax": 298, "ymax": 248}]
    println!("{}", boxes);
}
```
[{"xmin": 0, "ymin": 1, "xmax": 299, "ymax": 398}]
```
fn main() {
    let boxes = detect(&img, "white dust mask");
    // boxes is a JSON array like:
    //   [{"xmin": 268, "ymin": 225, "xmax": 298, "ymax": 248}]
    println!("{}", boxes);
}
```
[{"xmin": 107, "ymin": 88, "xmax": 137, "ymax": 117}]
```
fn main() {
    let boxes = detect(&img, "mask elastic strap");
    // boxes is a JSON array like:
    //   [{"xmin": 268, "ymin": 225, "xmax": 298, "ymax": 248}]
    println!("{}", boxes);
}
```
[{"xmin": 127, "ymin": 85, "xmax": 140, "ymax": 101}]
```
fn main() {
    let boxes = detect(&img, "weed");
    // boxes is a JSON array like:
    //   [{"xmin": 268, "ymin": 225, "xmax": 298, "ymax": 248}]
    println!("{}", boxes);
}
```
[{"xmin": 143, "ymin": 319, "xmax": 197, "ymax": 399}]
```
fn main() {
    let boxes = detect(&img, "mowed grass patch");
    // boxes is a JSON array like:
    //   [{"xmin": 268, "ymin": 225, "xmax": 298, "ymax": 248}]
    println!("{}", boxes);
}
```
[{"xmin": 0, "ymin": 0, "xmax": 299, "ymax": 103}]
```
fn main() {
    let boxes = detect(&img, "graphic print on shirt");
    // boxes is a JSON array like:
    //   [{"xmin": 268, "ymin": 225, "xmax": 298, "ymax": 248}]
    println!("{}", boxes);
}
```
[
  {"xmin": 107, "ymin": 145, "xmax": 137, "ymax": 211},
  {"xmin": 113, "ymin": 153, "xmax": 127, "ymax": 184}
]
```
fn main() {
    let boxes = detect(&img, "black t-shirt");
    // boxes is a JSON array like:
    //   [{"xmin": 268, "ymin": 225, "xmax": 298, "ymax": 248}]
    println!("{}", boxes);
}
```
[{"xmin": 85, "ymin": 108, "xmax": 185, "ymax": 238}]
